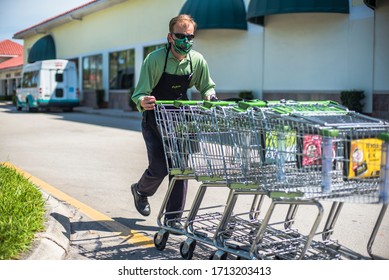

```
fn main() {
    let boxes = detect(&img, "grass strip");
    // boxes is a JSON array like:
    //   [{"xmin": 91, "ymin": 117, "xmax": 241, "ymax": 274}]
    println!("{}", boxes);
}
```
[{"xmin": 0, "ymin": 164, "xmax": 46, "ymax": 259}]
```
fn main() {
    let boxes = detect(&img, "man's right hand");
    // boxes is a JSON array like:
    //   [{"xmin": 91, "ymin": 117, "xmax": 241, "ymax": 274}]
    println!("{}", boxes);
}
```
[{"xmin": 140, "ymin": 96, "xmax": 156, "ymax": 110}]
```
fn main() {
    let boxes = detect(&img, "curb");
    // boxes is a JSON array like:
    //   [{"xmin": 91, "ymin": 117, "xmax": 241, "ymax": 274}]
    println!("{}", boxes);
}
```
[
  {"xmin": 73, "ymin": 106, "xmax": 142, "ymax": 120},
  {"xmin": 23, "ymin": 191, "xmax": 72, "ymax": 260}
]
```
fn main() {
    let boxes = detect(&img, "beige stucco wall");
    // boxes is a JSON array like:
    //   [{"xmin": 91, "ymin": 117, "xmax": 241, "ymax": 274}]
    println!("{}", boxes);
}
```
[
  {"xmin": 262, "ymin": 6, "xmax": 375, "ymax": 112},
  {"xmin": 374, "ymin": 0, "xmax": 389, "ymax": 91},
  {"xmin": 264, "ymin": 13, "xmax": 350, "ymax": 90},
  {"xmin": 190, "ymin": 26, "xmax": 263, "ymax": 98},
  {"xmin": 23, "ymin": 0, "xmax": 264, "ymax": 100},
  {"xmin": 20, "ymin": 0, "xmax": 388, "ymax": 113},
  {"xmin": 0, "ymin": 68, "xmax": 21, "ymax": 80},
  {"xmin": 24, "ymin": 0, "xmax": 185, "ymax": 57},
  {"xmin": 53, "ymin": 0, "xmax": 185, "ymax": 56}
]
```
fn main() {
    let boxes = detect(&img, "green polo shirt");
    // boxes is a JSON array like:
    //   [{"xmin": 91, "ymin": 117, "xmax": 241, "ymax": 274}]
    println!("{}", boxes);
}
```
[{"xmin": 132, "ymin": 45, "xmax": 216, "ymax": 111}]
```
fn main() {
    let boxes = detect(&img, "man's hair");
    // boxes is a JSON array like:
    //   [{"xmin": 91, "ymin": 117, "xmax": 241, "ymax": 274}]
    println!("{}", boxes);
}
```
[{"xmin": 169, "ymin": 14, "xmax": 197, "ymax": 33}]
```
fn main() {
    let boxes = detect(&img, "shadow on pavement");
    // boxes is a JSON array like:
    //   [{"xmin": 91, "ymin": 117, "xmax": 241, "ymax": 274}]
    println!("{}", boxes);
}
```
[
  {"xmin": 52, "ymin": 112, "xmax": 142, "ymax": 132},
  {"xmin": 51, "ymin": 212, "xmax": 222, "ymax": 260},
  {"xmin": 0, "ymin": 102, "xmax": 142, "ymax": 132}
]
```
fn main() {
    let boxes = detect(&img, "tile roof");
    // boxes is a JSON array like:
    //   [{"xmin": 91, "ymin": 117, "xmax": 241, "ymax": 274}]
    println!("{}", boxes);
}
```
[
  {"xmin": 0, "ymin": 40, "xmax": 23, "ymax": 56},
  {"xmin": 0, "ymin": 56, "xmax": 24, "ymax": 70},
  {"xmin": 0, "ymin": 40, "xmax": 24, "ymax": 70}
]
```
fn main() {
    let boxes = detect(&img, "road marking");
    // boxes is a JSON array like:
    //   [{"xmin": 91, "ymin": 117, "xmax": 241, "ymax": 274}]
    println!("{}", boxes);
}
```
[{"xmin": 2, "ymin": 162, "xmax": 154, "ymax": 247}]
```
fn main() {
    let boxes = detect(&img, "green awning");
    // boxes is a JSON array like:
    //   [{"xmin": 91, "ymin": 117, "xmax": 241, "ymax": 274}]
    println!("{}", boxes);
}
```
[
  {"xmin": 180, "ymin": 0, "xmax": 247, "ymax": 30},
  {"xmin": 364, "ymin": 0, "xmax": 376, "ymax": 10},
  {"xmin": 247, "ymin": 0, "xmax": 350, "ymax": 25},
  {"xmin": 28, "ymin": 35, "xmax": 56, "ymax": 63}
]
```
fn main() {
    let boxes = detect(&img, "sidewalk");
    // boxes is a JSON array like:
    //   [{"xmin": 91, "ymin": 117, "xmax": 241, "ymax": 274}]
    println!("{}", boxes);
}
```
[
  {"xmin": 23, "ymin": 192, "xmax": 72, "ymax": 260},
  {"xmin": 23, "ymin": 105, "xmax": 143, "ymax": 260}
]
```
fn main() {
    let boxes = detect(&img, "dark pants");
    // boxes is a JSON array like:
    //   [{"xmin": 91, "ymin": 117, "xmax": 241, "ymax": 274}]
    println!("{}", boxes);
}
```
[{"xmin": 137, "ymin": 111, "xmax": 188, "ymax": 220}]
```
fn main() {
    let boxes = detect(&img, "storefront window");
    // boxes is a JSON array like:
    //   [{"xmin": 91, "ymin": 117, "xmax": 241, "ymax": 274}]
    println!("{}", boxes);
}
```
[
  {"xmin": 109, "ymin": 49, "xmax": 135, "ymax": 90},
  {"xmin": 82, "ymin": 54, "xmax": 102, "ymax": 90},
  {"xmin": 143, "ymin": 44, "xmax": 165, "ymax": 59}
]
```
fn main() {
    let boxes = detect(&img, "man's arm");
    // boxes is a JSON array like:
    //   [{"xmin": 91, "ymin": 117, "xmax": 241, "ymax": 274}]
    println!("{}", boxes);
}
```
[{"xmin": 131, "ymin": 51, "xmax": 164, "ymax": 111}]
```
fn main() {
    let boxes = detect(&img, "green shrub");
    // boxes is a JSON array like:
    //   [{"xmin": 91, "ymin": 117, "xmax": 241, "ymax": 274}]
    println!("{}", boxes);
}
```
[
  {"xmin": 238, "ymin": 90, "xmax": 254, "ymax": 100},
  {"xmin": 340, "ymin": 90, "xmax": 365, "ymax": 113},
  {"xmin": 0, "ymin": 165, "xmax": 45, "ymax": 259},
  {"xmin": 0, "ymin": 95, "xmax": 13, "ymax": 101}
]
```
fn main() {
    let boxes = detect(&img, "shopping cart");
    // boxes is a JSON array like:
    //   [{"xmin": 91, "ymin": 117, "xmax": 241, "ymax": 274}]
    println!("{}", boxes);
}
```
[
  {"xmin": 228, "ymin": 100, "xmax": 389, "ymax": 260},
  {"xmin": 153, "ymin": 100, "xmax": 271, "ymax": 259},
  {"xmin": 202, "ymin": 102, "xmax": 337, "ymax": 260},
  {"xmin": 189, "ymin": 100, "xmax": 389, "ymax": 260},
  {"xmin": 174, "ymin": 101, "xmax": 328, "ymax": 260},
  {"xmin": 178, "ymin": 101, "xmax": 271, "ymax": 260},
  {"xmin": 154, "ymin": 99, "xmax": 389, "ymax": 260},
  {"xmin": 153, "ymin": 100, "xmax": 244, "ymax": 254},
  {"xmin": 152, "ymin": 100, "xmax": 200, "ymax": 250},
  {"xmin": 261, "ymin": 100, "xmax": 389, "ymax": 259},
  {"xmin": 156, "ymin": 101, "xmax": 336, "ymax": 259}
]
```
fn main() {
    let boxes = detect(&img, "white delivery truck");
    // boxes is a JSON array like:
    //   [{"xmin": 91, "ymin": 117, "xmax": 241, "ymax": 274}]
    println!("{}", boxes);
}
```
[{"xmin": 16, "ymin": 59, "xmax": 80, "ymax": 112}]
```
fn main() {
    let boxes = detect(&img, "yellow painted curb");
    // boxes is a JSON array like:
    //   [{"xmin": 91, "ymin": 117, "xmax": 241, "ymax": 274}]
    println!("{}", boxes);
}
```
[{"xmin": 1, "ymin": 162, "xmax": 154, "ymax": 248}]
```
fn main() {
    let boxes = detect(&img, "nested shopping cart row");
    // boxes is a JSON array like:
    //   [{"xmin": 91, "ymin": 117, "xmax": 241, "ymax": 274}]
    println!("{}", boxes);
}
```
[{"xmin": 153, "ymin": 99, "xmax": 389, "ymax": 260}]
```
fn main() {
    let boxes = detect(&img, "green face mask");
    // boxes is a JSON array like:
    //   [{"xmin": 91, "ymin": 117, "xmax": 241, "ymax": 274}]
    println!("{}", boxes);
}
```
[{"xmin": 173, "ymin": 37, "xmax": 193, "ymax": 55}]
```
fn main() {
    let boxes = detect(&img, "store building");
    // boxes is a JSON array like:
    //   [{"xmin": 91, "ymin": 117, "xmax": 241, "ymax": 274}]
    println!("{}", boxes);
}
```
[
  {"xmin": 0, "ymin": 40, "xmax": 23, "ymax": 99},
  {"xmin": 13, "ymin": 0, "xmax": 389, "ymax": 119}
]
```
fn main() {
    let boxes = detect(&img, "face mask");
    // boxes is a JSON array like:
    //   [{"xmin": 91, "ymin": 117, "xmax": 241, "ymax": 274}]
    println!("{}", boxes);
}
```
[{"xmin": 172, "ymin": 37, "xmax": 193, "ymax": 55}]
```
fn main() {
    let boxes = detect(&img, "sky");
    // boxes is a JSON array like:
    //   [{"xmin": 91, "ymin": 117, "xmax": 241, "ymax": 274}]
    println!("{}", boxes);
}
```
[{"xmin": 0, "ymin": 0, "xmax": 92, "ymax": 44}]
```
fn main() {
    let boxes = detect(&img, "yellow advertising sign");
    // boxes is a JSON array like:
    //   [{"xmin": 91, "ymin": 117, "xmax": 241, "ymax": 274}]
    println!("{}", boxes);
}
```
[{"xmin": 348, "ymin": 138, "xmax": 383, "ymax": 178}]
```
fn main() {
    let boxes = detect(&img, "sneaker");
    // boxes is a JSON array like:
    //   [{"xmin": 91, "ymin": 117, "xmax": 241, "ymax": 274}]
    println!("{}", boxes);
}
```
[{"xmin": 131, "ymin": 183, "xmax": 150, "ymax": 216}]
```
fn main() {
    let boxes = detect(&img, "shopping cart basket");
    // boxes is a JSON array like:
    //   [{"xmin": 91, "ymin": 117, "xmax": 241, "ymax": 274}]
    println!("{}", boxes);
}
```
[
  {"xmin": 203, "ymin": 103, "xmax": 338, "ymax": 260},
  {"xmin": 245, "ymin": 100, "xmax": 389, "ymax": 259},
  {"xmin": 174, "ymin": 102, "xmax": 328, "ymax": 260},
  {"xmin": 155, "ymin": 99, "xmax": 389, "ymax": 260},
  {"xmin": 199, "ymin": 100, "xmax": 389, "ymax": 260},
  {"xmin": 153, "ymin": 100, "xmax": 246, "ymax": 254},
  {"xmin": 178, "ymin": 102, "xmax": 272, "ymax": 259},
  {"xmin": 153, "ymin": 100, "xmax": 201, "ymax": 249}
]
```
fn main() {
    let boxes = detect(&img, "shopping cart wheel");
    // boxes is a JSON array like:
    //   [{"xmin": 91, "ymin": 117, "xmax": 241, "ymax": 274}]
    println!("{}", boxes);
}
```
[
  {"xmin": 180, "ymin": 239, "xmax": 197, "ymax": 260},
  {"xmin": 154, "ymin": 229, "xmax": 169, "ymax": 251},
  {"xmin": 209, "ymin": 250, "xmax": 228, "ymax": 260}
]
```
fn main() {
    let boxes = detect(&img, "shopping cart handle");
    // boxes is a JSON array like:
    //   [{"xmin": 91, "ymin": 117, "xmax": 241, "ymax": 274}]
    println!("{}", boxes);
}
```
[
  {"xmin": 202, "ymin": 100, "xmax": 237, "ymax": 109},
  {"xmin": 267, "ymin": 100, "xmax": 349, "ymax": 115},
  {"xmin": 154, "ymin": 100, "xmax": 204, "ymax": 107},
  {"xmin": 272, "ymin": 100, "xmax": 340, "ymax": 106},
  {"xmin": 238, "ymin": 100, "xmax": 267, "ymax": 110},
  {"xmin": 155, "ymin": 100, "xmax": 176, "ymax": 105},
  {"xmin": 173, "ymin": 100, "xmax": 204, "ymax": 107}
]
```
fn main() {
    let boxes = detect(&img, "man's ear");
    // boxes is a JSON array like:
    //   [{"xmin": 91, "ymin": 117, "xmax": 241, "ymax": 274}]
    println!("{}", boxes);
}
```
[{"xmin": 167, "ymin": 33, "xmax": 173, "ymax": 43}]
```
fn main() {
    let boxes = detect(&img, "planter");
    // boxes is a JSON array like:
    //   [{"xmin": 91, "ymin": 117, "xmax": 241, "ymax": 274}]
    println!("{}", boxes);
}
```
[
  {"xmin": 96, "ymin": 89, "xmax": 108, "ymax": 108},
  {"xmin": 128, "ymin": 88, "xmax": 138, "ymax": 111}
]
